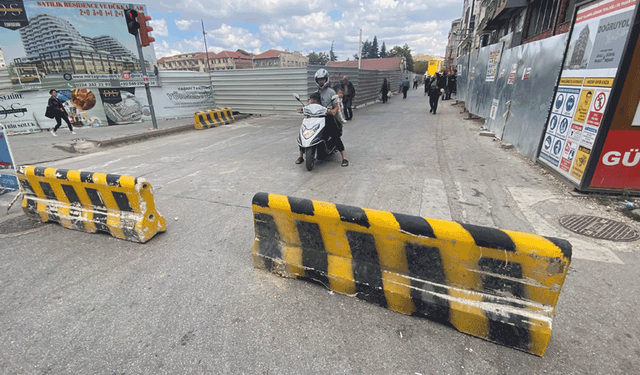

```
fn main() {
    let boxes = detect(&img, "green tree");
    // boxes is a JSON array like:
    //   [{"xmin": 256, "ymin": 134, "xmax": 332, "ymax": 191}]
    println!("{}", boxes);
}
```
[
  {"xmin": 361, "ymin": 40, "xmax": 372, "ymax": 59},
  {"xmin": 329, "ymin": 41, "xmax": 338, "ymax": 62},
  {"xmin": 371, "ymin": 36, "xmax": 379, "ymax": 58},
  {"xmin": 353, "ymin": 53, "xmax": 359, "ymax": 60},
  {"xmin": 414, "ymin": 61, "xmax": 428, "ymax": 76},
  {"xmin": 387, "ymin": 44, "xmax": 414, "ymax": 72},
  {"xmin": 308, "ymin": 51, "xmax": 329, "ymax": 65},
  {"xmin": 380, "ymin": 42, "xmax": 386, "ymax": 58}
]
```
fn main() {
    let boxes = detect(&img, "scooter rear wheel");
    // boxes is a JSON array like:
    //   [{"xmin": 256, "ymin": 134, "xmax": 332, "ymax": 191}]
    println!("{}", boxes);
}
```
[{"xmin": 305, "ymin": 147, "xmax": 315, "ymax": 171}]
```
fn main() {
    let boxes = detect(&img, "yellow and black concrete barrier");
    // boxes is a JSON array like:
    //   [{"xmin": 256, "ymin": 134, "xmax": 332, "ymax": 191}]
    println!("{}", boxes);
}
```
[
  {"xmin": 252, "ymin": 192, "xmax": 572, "ymax": 356},
  {"xmin": 194, "ymin": 107, "xmax": 234, "ymax": 130},
  {"xmin": 17, "ymin": 166, "xmax": 166, "ymax": 243}
]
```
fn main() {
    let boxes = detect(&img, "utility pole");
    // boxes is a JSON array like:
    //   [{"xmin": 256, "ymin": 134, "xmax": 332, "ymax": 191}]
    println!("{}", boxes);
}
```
[
  {"xmin": 202, "ymin": 19, "xmax": 213, "ymax": 95},
  {"xmin": 358, "ymin": 29, "xmax": 363, "ymax": 69}
]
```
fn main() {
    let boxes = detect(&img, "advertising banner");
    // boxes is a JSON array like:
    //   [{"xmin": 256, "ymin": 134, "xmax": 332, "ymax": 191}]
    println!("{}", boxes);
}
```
[
  {"xmin": 0, "ymin": 125, "xmax": 19, "ymax": 191},
  {"xmin": 0, "ymin": 1, "xmax": 158, "ymax": 92},
  {"xmin": 0, "ymin": 92, "xmax": 40, "ymax": 134},
  {"xmin": 538, "ymin": 0, "xmax": 638, "ymax": 186},
  {"xmin": 486, "ymin": 43, "xmax": 503, "ymax": 82}
]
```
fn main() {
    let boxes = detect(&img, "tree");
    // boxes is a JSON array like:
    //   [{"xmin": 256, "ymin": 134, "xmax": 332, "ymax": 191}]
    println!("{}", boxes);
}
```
[
  {"xmin": 371, "ymin": 36, "xmax": 379, "ymax": 58},
  {"xmin": 414, "ymin": 61, "xmax": 428, "ymax": 76},
  {"xmin": 361, "ymin": 40, "xmax": 372, "ymax": 59},
  {"xmin": 353, "ymin": 53, "xmax": 359, "ymax": 60},
  {"xmin": 329, "ymin": 41, "xmax": 338, "ymax": 62},
  {"xmin": 308, "ymin": 51, "xmax": 329, "ymax": 65},
  {"xmin": 380, "ymin": 42, "xmax": 386, "ymax": 58},
  {"xmin": 387, "ymin": 43, "xmax": 414, "ymax": 72}
]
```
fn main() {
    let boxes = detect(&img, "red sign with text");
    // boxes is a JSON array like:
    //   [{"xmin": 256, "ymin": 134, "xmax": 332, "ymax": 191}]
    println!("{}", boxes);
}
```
[{"xmin": 591, "ymin": 130, "xmax": 640, "ymax": 189}]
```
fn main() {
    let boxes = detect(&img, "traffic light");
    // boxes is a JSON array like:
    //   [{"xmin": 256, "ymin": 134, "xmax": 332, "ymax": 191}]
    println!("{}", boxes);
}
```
[
  {"xmin": 137, "ymin": 12, "xmax": 156, "ymax": 47},
  {"xmin": 125, "ymin": 9, "xmax": 139, "ymax": 36}
]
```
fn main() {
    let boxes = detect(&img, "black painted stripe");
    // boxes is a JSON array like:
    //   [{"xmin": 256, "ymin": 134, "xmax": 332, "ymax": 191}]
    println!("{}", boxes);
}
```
[
  {"xmin": 19, "ymin": 178, "xmax": 35, "ymax": 195},
  {"xmin": 543, "ymin": 236, "xmax": 572, "ymax": 260},
  {"xmin": 112, "ymin": 191, "xmax": 133, "ymax": 212},
  {"xmin": 461, "ymin": 224, "xmax": 516, "ymax": 251},
  {"xmin": 85, "ymin": 188, "xmax": 105, "ymax": 208},
  {"xmin": 121, "ymin": 218, "xmax": 141, "ymax": 242},
  {"xmin": 39, "ymin": 181, "xmax": 57, "ymax": 200},
  {"xmin": 252, "ymin": 192, "xmax": 270, "ymax": 208},
  {"xmin": 394, "ymin": 213, "xmax": 436, "ymax": 238},
  {"xmin": 25, "ymin": 197, "xmax": 38, "ymax": 216},
  {"xmin": 106, "ymin": 174, "xmax": 121, "ymax": 187},
  {"xmin": 206, "ymin": 113, "xmax": 215, "ymax": 126},
  {"xmin": 61, "ymin": 184, "xmax": 81, "ymax": 205},
  {"xmin": 254, "ymin": 212, "xmax": 282, "ymax": 272},
  {"xmin": 213, "ymin": 110, "xmax": 223, "ymax": 123},
  {"xmin": 405, "ymin": 243, "xmax": 450, "ymax": 322},
  {"xmin": 68, "ymin": 205, "xmax": 85, "ymax": 231},
  {"xmin": 34, "ymin": 167, "xmax": 46, "ymax": 177},
  {"xmin": 297, "ymin": 220, "xmax": 329, "ymax": 286},
  {"xmin": 80, "ymin": 172, "xmax": 94, "ymax": 183},
  {"xmin": 347, "ymin": 231, "xmax": 386, "ymax": 308},
  {"xmin": 56, "ymin": 169, "xmax": 70, "ymax": 180},
  {"xmin": 336, "ymin": 204, "xmax": 370, "ymax": 228},
  {"xmin": 478, "ymin": 257, "xmax": 530, "ymax": 351},
  {"xmin": 93, "ymin": 210, "xmax": 110, "ymax": 233},
  {"xmin": 288, "ymin": 196, "xmax": 315, "ymax": 216}
]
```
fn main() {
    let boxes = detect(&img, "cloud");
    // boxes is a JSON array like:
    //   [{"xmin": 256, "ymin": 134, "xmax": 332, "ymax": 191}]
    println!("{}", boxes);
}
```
[
  {"xmin": 150, "ymin": 19, "xmax": 169, "ymax": 36},
  {"xmin": 154, "ymin": 40, "xmax": 186, "ymax": 58},
  {"xmin": 175, "ymin": 19, "xmax": 198, "ymax": 31},
  {"xmin": 207, "ymin": 24, "xmax": 262, "ymax": 51}
]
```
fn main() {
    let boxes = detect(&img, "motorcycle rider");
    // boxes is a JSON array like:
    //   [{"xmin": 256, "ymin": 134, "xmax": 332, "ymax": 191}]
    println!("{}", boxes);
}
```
[{"xmin": 296, "ymin": 68, "xmax": 348, "ymax": 167}]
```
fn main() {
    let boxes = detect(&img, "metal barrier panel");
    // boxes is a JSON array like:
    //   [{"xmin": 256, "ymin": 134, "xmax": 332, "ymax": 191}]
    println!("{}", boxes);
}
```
[
  {"xmin": 457, "ymin": 34, "xmax": 568, "ymax": 159},
  {"xmin": 252, "ymin": 192, "xmax": 572, "ymax": 356}
]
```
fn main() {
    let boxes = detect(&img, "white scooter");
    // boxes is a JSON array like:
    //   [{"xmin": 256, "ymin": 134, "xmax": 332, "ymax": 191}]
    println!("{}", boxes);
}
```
[{"xmin": 293, "ymin": 93, "xmax": 338, "ymax": 171}]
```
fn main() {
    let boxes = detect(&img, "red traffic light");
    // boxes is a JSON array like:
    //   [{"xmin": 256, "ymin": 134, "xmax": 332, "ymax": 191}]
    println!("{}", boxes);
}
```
[
  {"xmin": 124, "ymin": 9, "xmax": 139, "ymax": 36},
  {"xmin": 137, "ymin": 12, "xmax": 155, "ymax": 47}
]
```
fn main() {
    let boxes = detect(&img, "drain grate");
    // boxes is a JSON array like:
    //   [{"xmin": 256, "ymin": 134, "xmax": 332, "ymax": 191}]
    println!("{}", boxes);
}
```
[{"xmin": 559, "ymin": 215, "xmax": 640, "ymax": 242}]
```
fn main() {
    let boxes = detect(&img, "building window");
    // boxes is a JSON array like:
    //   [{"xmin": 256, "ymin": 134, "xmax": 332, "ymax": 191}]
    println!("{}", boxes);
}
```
[
  {"xmin": 564, "ymin": 0, "xmax": 576, "ymax": 22},
  {"xmin": 526, "ymin": 0, "xmax": 559, "ymax": 37}
]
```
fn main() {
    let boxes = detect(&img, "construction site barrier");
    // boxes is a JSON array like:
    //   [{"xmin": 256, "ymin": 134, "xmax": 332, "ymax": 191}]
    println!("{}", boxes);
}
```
[
  {"xmin": 17, "ymin": 166, "xmax": 166, "ymax": 243},
  {"xmin": 194, "ymin": 107, "xmax": 234, "ymax": 130},
  {"xmin": 252, "ymin": 192, "xmax": 572, "ymax": 356}
]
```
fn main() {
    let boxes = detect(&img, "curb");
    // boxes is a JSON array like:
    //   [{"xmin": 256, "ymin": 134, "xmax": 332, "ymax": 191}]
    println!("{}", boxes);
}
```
[{"xmin": 97, "ymin": 113, "xmax": 252, "ymax": 149}]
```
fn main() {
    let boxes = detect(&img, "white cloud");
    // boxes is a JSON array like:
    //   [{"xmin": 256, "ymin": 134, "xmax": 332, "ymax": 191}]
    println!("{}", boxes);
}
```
[
  {"xmin": 175, "ymin": 19, "xmax": 198, "ymax": 31},
  {"xmin": 149, "ymin": 19, "xmax": 169, "ymax": 36},
  {"xmin": 207, "ymin": 24, "xmax": 262, "ymax": 51},
  {"xmin": 154, "ymin": 40, "xmax": 185, "ymax": 58}
]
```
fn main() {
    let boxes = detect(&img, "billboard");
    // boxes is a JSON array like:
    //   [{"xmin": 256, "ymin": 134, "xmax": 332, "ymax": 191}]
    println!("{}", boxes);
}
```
[
  {"xmin": 538, "ymin": 0, "xmax": 638, "ymax": 186},
  {"xmin": 0, "ymin": 1, "xmax": 158, "ymax": 92}
]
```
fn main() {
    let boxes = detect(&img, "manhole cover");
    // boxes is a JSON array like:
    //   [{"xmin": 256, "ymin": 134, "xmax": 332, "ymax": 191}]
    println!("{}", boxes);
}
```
[
  {"xmin": 559, "ymin": 215, "xmax": 640, "ymax": 242},
  {"xmin": 0, "ymin": 215, "xmax": 46, "ymax": 235}
]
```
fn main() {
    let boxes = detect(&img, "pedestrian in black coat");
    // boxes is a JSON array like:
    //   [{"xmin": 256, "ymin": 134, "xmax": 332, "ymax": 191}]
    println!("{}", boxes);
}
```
[
  {"xmin": 47, "ymin": 89, "xmax": 74, "ymax": 136},
  {"xmin": 428, "ymin": 73, "xmax": 442, "ymax": 114},
  {"xmin": 381, "ymin": 77, "xmax": 390, "ymax": 103}
]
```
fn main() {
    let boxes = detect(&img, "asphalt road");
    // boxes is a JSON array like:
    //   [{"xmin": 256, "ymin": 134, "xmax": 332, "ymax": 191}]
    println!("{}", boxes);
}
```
[{"xmin": 1, "ymin": 90, "xmax": 639, "ymax": 374}]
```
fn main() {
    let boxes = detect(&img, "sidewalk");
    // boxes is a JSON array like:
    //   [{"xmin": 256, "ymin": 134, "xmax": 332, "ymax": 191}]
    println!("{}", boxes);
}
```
[{"xmin": 6, "ymin": 115, "xmax": 249, "ymax": 166}]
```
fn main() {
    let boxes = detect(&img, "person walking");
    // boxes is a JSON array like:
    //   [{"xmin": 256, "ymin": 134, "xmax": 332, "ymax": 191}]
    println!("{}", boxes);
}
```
[
  {"xmin": 412, "ymin": 76, "xmax": 418, "ymax": 89},
  {"xmin": 400, "ymin": 77, "xmax": 410, "ymax": 99},
  {"xmin": 47, "ymin": 89, "xmax": 74, "ymax": 136},
  {"xmin": 341, "ymin": 76, "xmax": 356, "ymax": 121},
  {"xmin": 446, "ymin": 70, "xmax": 457, "ymax": 100},
  {"xmin": 428, "ymin": 73, "xmax": 442, "ymax": 114},
  {"xmin": 380, "ymin": 77, "xmax": 390, "ymax": 103}
]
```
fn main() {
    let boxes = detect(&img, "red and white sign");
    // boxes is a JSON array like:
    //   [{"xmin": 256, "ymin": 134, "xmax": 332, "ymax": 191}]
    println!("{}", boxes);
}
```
[
  {"xmin": 586, "ymin": 90, "xmax": 609, "ymax": 126},
  {"xmin": 122, "ymin": 72, "xmax": 131, "ymax": 80},
  {"xmin": 576, "ymin": 0, "xmax": 637, "ymax": 23},
  {"xmin": 508, "ymin": 64, "xmax": 517, "ymax": 85},
  {"xmin": 143, "ymin": 76, "xmax": 149, "ymax": 83},
  {"xmin": 522, "ymin": 67, "xmax": 531, "ymax": 80},
  {"xmin": 591, "ymin": 130, "xmax": 640, "ymax": 189}
]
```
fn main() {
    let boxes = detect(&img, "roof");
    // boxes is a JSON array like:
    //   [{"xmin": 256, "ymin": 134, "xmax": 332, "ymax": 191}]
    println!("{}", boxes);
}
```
[
  {"xmin": 326, "ymin": 57, "xmax": 403, "ymax": 71},
  {"xmin": 254, "ymin": 49, "xmax": 291, "ymax": 59}
]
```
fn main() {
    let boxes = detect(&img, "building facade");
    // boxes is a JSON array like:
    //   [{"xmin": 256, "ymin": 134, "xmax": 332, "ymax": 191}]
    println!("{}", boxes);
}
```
[
  {"xmin": 253, "ymin": 49, "xmax": 308, "ymax": 68},
  {"xmin": 157, "ymin": 50, "xmax": 254, "ymax": 72},
  {"xmin": 14, "ymin": 13, "xmax": 144, "ymax": 75}
]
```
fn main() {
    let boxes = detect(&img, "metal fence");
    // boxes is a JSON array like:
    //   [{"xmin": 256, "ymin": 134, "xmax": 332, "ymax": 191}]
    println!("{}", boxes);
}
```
[
  {"xmin": 209, "ymin": 65, "xmax": 403, "ymax": 115},
  {"xmin": 457, "ymin": 34, "xmax": 568, "ymax": 160}
]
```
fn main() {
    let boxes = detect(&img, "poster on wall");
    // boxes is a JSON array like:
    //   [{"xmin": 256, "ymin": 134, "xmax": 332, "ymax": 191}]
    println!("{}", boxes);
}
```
[
  {"xmin": 152, "ymin": 85, "xmax": 215, "ymax": 119},
  {"xmin": 0, "ymin": 92, "xmax": 40, "ymax": 135},
  {"xmin": 486, "ymin": 43, "xmax": 503, "ymax": 82},
  {"xmin": 538, "ymin": 0, "xmax": 637, "ymax": 186},
  {"xmin": 0, "ymin": 1, "xmax": 158, "ymax": 92}
]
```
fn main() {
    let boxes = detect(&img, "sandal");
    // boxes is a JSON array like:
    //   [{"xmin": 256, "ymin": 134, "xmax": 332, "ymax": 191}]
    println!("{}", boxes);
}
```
[
  {"xmin": 341, "ymin": 159, "xmax": 349, "ymax": 167},
  {"xmin": 295, "ymin": 157, "xmax": 304, "ymax": 164}
]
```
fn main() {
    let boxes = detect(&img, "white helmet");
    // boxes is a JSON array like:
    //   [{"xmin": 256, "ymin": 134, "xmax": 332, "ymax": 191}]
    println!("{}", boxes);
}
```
[{"xmin": 314, "ymin": 68, "xmax": 330, "ymax": 89}]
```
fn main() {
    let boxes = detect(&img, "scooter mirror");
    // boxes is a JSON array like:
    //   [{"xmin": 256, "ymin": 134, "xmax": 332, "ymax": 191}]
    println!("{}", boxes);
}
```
[
  {"xmin": 293, "ymin": 93, "xmax": 300, "ymax": 100},
  {"xmin": 331, "ymin": 94, "xmax": 340, "ymax": 102}
]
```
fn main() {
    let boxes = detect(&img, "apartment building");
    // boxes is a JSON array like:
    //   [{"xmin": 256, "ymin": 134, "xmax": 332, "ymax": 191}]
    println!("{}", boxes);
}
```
[
  {"xmin": 157, "ymin": 50, "xmax": 254, "ymax": 72},
  {"xmin": 252, "ymin": 49, "xmax": 308, "ymax": 68}
]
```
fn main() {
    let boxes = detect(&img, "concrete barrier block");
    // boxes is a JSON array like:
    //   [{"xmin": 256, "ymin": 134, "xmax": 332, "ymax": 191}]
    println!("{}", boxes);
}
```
[
  {"xmin": 252, "ymin": 192, "xmax": 572, "ymax": 356},
  {"xmin": 17, "ymin": 166, "xmax": 166, "ymax": 243}
]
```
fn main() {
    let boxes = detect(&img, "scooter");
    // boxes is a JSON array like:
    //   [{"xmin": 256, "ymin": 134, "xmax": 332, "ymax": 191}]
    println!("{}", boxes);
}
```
[{"xmin": 293, "ymin": 93, "xmax": 338, "ymax": 171}]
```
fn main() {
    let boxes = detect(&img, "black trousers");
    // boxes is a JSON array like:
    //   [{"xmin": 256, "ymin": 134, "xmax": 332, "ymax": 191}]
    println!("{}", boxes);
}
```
[
  {"xmin": 53, "ymin": 113, "xmax": 73, "ymax": 131},
  {"xmin": 381, "ymin": 91, "xmax": 388, "ymax": 103},
  {"xmin": 342, "ymin": 98, "xmax": 353, "ymax": 120},
  {"xmin": 429, "ymin": 93, "xmax": 440, "ymax": 113},
  {"xmin": 402, "ymin": 87, "xmax": 408, "ymax": 98}
]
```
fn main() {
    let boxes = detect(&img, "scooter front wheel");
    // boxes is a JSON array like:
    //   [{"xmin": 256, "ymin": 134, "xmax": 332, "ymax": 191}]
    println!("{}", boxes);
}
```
[{"xmin": 305, "ymin": 147, "xmax": 315, "ymax": 171}]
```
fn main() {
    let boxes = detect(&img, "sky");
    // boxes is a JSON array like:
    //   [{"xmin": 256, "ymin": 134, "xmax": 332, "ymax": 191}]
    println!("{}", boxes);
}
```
[{"xmin": 142, "ymin": 0, "xmax": 464, "ymax": 59}]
